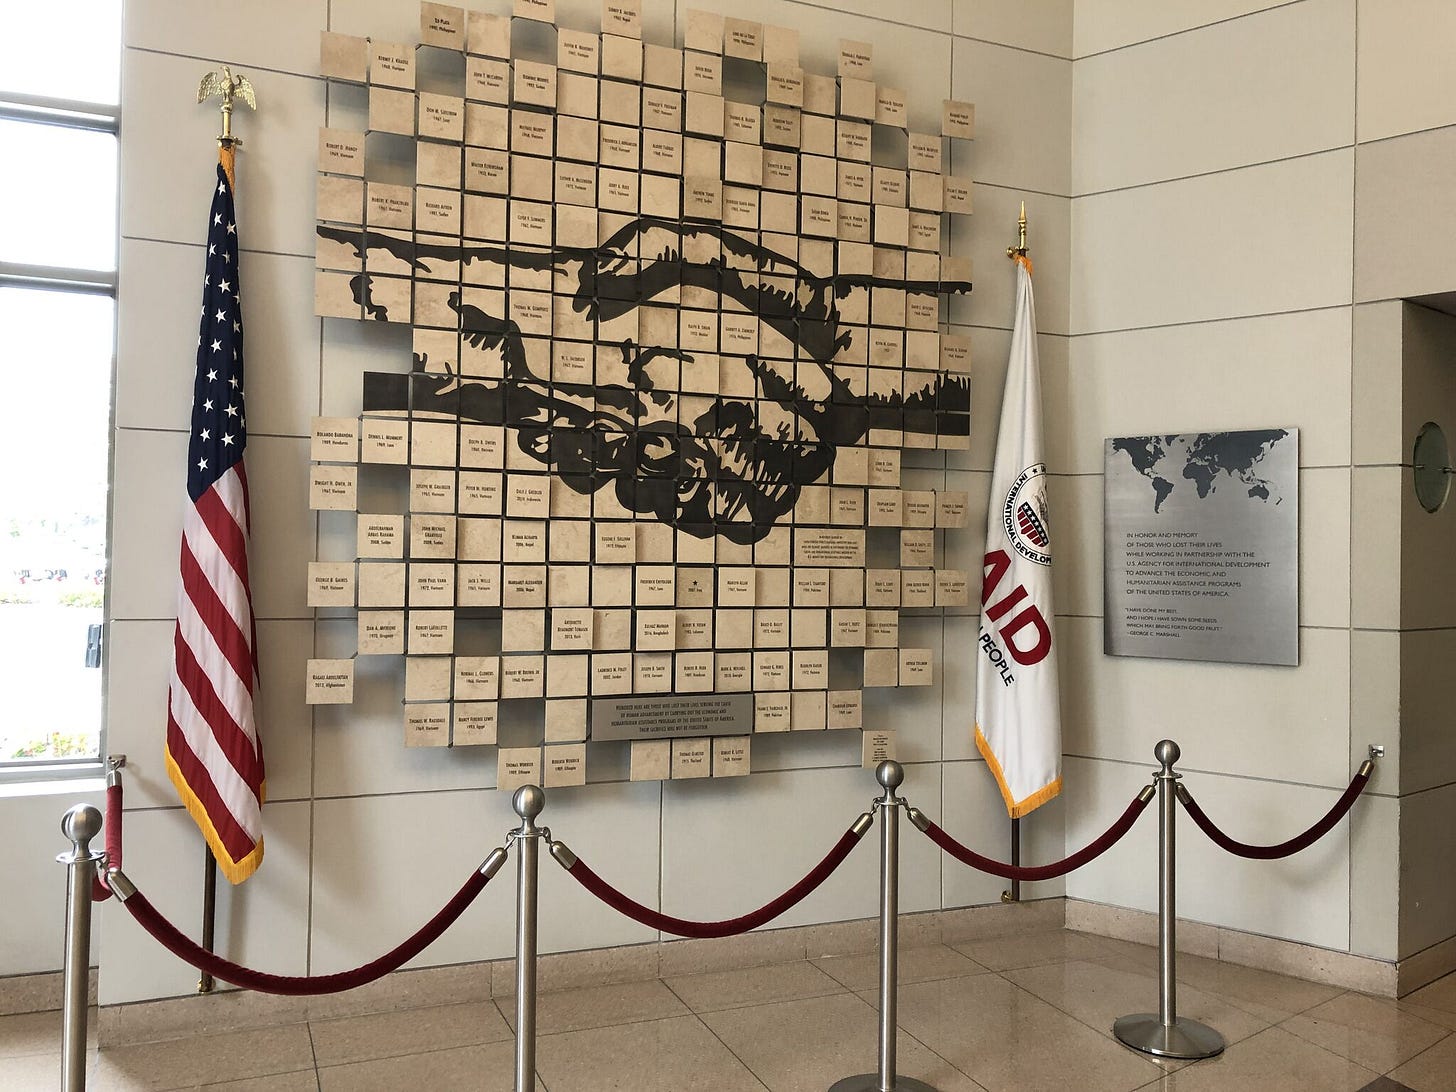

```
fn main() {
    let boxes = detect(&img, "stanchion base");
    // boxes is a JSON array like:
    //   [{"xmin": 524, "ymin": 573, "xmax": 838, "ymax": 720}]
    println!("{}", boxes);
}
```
[
  {"xmin": 1113, "ymin": 1013, "xmax": 1225, "ymax": 1059},
  {"xmin": 829, "ymin": 1075, "xmax": 938, "ymax": 1091}
]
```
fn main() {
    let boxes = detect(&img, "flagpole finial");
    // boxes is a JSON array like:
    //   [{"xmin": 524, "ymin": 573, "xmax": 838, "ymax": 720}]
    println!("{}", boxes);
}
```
[
  {"xmin": 1006, "ymin": 201, "xmax": 1029, "ymax": 260},
  {"xmin": 197, "ymin": 65, "xmax": 257, "ymax": 151}
]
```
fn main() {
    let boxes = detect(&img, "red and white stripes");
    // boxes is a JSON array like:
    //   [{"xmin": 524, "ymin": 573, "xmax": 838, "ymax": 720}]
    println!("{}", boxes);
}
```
[{"xmin": 165, "ymin": 462, "xmax": 265, "ymax": 882}]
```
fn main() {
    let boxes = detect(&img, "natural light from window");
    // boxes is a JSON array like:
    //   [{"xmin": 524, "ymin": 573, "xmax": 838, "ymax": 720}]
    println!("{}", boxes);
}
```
[
  {"xmin": 0, "ymin": 3, "xmax": 122, "ymax": 106},
  {"xmin": 0, "ymin": 0, "xmax": 120, "ymax": 773}
]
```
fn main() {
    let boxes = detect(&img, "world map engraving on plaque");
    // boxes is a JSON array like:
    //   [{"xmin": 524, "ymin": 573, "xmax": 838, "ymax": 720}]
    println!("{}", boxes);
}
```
[
  {"xmin": 307, "ymin": 0, "xmax": 977, "ymax": 788},
  {"xmin": 1109, "ymin": 430, "xmax": 1292, "ymax": 514}
]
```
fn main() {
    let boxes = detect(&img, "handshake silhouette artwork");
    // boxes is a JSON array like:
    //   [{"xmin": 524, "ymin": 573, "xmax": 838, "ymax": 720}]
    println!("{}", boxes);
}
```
[{"xmin": 318, "ymin": 216, "xmax": 971, "ymax": 544}]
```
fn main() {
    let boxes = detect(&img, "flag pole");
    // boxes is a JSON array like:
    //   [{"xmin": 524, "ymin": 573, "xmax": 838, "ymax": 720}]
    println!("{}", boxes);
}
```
[
  {"xmin": 1001, "ymin": 202, "xmax": 1029, "ymax": 905},
  {"xmin": 192, "ymin": 65, "xmax": 257, "ymax": 994},
  {"xmin": 198, "ymin": 849, "xmax": 217, "ymax": 993}
]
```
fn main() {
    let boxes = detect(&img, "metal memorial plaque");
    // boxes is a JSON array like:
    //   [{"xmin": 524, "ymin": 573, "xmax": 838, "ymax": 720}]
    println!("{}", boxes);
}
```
[
  {"xmin": 592, "ymin": 694, "xmax": 753, "ymax": 741},
  {"xmin": 1104, "ymin": 428, "xmax": 1299, "ymax": 666}
]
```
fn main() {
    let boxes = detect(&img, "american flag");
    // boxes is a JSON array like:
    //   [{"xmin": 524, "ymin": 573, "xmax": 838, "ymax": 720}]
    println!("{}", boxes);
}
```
[{"xmin": 164, "ymin": 162, "xmax": 265, "ymax": 884}]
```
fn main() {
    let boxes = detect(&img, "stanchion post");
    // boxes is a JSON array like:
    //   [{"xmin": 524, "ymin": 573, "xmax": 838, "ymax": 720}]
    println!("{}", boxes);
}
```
[
  {"xmin": 512, "ymin": 785, "xmax": 545, "ymax": 1092},
  {"xmin": 58, "ymin": 803, "xmax": 104, "ymax": 1092},
  {"xmin": 1113, "ymin": 740, "xmax": 1224, "ymax": 1060},
  {"xmin": 831, "ymin": 762, "xmax": 936, "ymax": 1092}
]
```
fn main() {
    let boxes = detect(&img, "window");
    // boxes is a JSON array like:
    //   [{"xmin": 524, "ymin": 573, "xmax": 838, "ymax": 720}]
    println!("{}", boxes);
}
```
[{"xmin": 0, "ymin": 2, "xmax": 121, "ymax": 776}]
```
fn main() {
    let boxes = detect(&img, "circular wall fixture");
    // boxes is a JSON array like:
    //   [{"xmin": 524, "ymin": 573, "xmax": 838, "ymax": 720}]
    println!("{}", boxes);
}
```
[{"xmin": 1413, "ymin": 421, "xmax": 1450, "ymax": 514}]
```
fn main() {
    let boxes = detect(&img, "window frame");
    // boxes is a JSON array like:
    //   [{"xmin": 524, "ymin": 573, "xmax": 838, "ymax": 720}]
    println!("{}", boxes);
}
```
[{"xmin": 0, "ymin": 90, "xmax": 121, "ymax": 783}]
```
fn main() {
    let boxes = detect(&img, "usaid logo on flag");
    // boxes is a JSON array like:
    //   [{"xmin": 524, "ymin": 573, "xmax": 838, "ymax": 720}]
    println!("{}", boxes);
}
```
[{"xmin": 1002, "ymin": 463, "xmax": 1051, "ymax": 567}]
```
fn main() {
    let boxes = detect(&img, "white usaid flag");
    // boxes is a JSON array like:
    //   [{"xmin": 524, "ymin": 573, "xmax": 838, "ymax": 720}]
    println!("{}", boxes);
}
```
[{"xmin": 975, "ymin": 256, "xmax": 1062, "ymax": 817}]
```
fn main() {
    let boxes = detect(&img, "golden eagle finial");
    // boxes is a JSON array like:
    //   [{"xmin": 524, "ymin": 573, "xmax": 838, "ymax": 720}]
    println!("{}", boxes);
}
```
[{"xmin": 197, "ymin": 65, "xmax": 256, "ymax": 145}]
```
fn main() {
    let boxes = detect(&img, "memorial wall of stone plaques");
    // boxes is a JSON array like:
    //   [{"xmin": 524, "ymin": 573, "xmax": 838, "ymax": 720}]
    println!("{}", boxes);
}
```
[{"xmin": 306, "ymin": 0, "xmax": 976, "ymax": 790}]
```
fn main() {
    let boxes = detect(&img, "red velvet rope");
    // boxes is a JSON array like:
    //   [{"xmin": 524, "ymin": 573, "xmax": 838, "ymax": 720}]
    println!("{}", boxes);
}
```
[
  {"xmin": 117, "ymin": 866, "xmax": 491, "ymax": 995},
  {"xmin": 564, "ymin": 825, "xmax": 866, "ymax": 939},
  {"xmin": 917, "ymin": 791, "xmax": 1153, "ymax": 881},
  {"xmin": 92, "ymin": 780, "xmax": 123, "ymax": 903},
  {"xmin": 1177, "ymin": 768, "xmax": 1372, "ymax": 860}
]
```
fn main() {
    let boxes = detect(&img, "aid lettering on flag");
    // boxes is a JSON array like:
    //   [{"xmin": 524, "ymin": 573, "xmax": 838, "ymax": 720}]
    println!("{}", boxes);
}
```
[{"xmin": 974, "ymin": 256, "xmax": 1061, "ymax": 818}]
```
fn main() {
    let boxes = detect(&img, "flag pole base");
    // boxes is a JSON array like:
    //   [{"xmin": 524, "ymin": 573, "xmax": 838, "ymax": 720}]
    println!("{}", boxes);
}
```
[
  {"xmin": 1113, "ymin": 1014, "xmax": 1225, "ymax": 1060},
  {"xmin": 830, "ymin": 1076, "xmax": 938, "ymax": 1092}
]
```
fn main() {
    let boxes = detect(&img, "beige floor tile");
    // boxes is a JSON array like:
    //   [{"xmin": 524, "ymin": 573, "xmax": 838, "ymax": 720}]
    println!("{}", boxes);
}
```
[
  {"xmin": 1388, "ymin": 1031, "xmax": 1456, "ymax": 1091},
  {"xmin": 501, "ymin": 941, "xmax": 659, "ymax": 995},
  {"xmin": 801, "ymin": 917, "xmax": 878, "ymax": 959},
  {"xmin": 308, "ymin": 999, "xmax": 510, "ymax": 1067},
  {"xmin": 1404, "ymin": 972, "xmax": 1456, "ymax": 1020},
  {"xmin": 498, "ymin": 978, "xmax": 688, "ymax": 1035},
  {"xmin": 1085, "ymin": 937, "xmax": 1350, "ymax": 1027},
  {"xmin": 702, "ymin": 991, "xmax": 987, "ymax": 1092},
  {"xmin": 492, "ymin": 946, "xmax": 661, "ymax": 999},
  {"xmin": 1397, "ymin": 998, "xmax": 1456, "ymax": 1033},
  {"xmin": 1007, "ymin": 960, "xmax": 1270, "ymax": 1050},
  {"xmin": 35, "ymin": 937, "xmax": 1438, "ymax": 1090},
  {"xmin": 318, "ymin": 1039, "xmax": 531, "ymax": 1091},
  {"xmin": 303, "ymin": 962, "xmax": 490, "ymax": 1023},
  {"xmin": 1278, "ymin": 991, "xmax": 1451, "ymax": 1073},
  {"xmin": 0, "ymin": 971, "xmax": 74, "ymax": 1017},
  {"xmin": 1090, "ymin": 936, "xmax": 1179, "ymax": 975},
  {"xmin": 92, "ymin": 1024, "xmax": 315, "ymax": 1091},
  {"xmin": 1088, "ymin": 936, "xmax": 1245, "ymax": 981},
  {"xmin": 537, "ymin": 1013, "xmax": 768, "ymax": 1091},
  {"xmin": 1163, "ymin": 953, "xmax": 1345, "ymax": 1024},
  {"xmin": 98, "ymin": 990, "xmax": 310, "ymax": 1048},
  {"xmin": 665, "ymin": 960, "xmax": 846, "ymax": 1013},
  {"xmin": 952, "ymin": 928, "xmax": 1116, "ymax": 971},
  {"xmin": 1139, "ymin": 1025, "xmax": 1380, "ymax": 1090},
  {"xmin": 894, "ymin": 971, "xmax": 1164, "ymax": 1091},
  {"xmin": 938, "ymin": 899, "xmax": 1067, "ymax": 944},
  {"xmin": 202, "ymin": 1072, "xmax": 319, "ymax": 1090},
  {"xmin": 813, "ymin": 944, "xmax": 987, "ymax": 991},
  {"xmin": 657, "ymin": 929, "xmax": 808, "ymax": 979},
  {"xmin": 0, "ymin": 1007, "xmax": 95, "ymax": 1058},
  {"xmin": 0, "ymin": 1050, "xmax": 75, "ymax": 1089}
]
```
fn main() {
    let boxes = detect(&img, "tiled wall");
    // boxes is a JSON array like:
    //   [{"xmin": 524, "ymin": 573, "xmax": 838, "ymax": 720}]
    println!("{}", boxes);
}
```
[
  {"xmin": 1064, "ymin": 0, "xmax": 1456, "ymax": 969},
  {"xmin": 12, "ymin": 0, "xmax": 1452, "ymax": 1005},
  {"xmin": 57, "ymin": 0, "xmax": 1075, "ymax": 1005}
]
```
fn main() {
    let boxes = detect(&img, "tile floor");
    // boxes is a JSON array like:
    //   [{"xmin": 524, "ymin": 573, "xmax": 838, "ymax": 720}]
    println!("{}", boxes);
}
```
[{"xmin": 4, "ymin": 930, "xmax": 1455, "ymax": 1090}]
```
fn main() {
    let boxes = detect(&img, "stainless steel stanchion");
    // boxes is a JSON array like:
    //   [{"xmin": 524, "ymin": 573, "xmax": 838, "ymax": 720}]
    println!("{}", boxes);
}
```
[
  {"xmin": 58, "ymin": 803, "xmax": 104, "ymax": 1092},
  {"xmin": 511, "ymin": 785, "xmax": 545, "ymax": 1092},
  {"xmin": 1113, "ymin": 740, "xmax": 1224, "ymax": 1060},
  {"xmin": 831, "ymin": 761, "xmax": 936, "ymax": 1092}
]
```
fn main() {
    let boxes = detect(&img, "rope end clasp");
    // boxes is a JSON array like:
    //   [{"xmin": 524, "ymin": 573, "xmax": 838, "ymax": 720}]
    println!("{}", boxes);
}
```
[
  {"xmin": 106, "ymin": 868, "xmax": 136, "ymax": 902},
  {"xmin": 478, "ymin": 846, "xmax": 510, "ymax": 880},
  {"xmin": 1361, "ymin": 744, "xmax": 1383, "ymax": 779}
]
